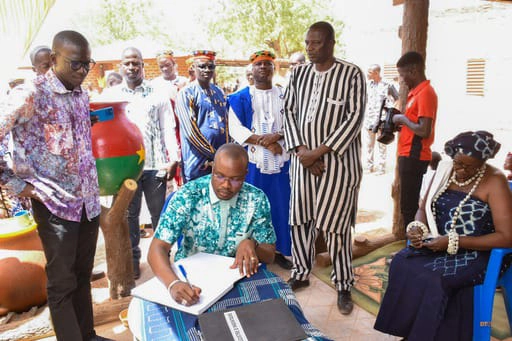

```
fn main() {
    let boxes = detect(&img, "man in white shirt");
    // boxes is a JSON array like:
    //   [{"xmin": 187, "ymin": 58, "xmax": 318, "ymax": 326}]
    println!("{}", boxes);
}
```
[{"xmin": 100, "ymin": 47, "xmax": 179, "ymax": 279}]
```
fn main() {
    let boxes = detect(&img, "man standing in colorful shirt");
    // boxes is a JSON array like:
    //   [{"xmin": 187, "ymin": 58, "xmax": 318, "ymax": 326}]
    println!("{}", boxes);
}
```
[
  {"xmin": 175, "ymin": 50, "xmax": 229, "ymax": 183},
  {"xmin": 148, "ymin": 143, "xmax": 276, "ymax": 306},
  {"xmin": 392, "ymin": 51, "xmax": 437, "ymax": 228},
  {"xmin": 100, "ymin": 47, "xmax": 180, "ymax": 280},
  {"xmin": 228, "ymin": 50, "xmax": 292, "ymax": 270},
  {"xmin": 0, "ymin": 31, "xmax": 110, "ymax": 341}
]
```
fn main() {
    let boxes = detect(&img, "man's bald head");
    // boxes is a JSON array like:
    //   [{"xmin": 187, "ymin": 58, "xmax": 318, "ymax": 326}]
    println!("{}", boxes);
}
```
[
  {"xmin": 52, "ymin": 30, "xmax": 89, "ymax": 53},
  {"xmin": 50, "ymin": 30, "xmax": 91, "ymax": 90},
  {"xmin": 122, "ymin": 47, "xmax": 143, "ymax": 60},
  {"xmin": 211, "ymin": 144, "xmax": 248, "ymax": 200},
  {"xmin": 120, "ymin": 47, "xmax": 144, "ymax": 89},
  {"xmin": 214, "ymin": 143, "xmax": 249, "ymax": 167}
]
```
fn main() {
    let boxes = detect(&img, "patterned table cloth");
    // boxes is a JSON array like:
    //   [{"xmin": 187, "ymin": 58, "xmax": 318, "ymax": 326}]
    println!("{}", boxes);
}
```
[{"xmin": 129, "ymin": 269, "xmax": 332, "ymax": 341}]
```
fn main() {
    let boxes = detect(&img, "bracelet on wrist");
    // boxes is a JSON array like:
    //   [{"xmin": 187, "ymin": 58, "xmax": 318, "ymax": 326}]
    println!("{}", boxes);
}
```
[
  {"xmin": 447, "ymin": 230, "xmax": 459, "ymax": 255},
  {"xmin": 406, "ymin": 221, "xmax": 429, "ymax": 238},
  {"xmin": 167, "ymin": 279, "xmax": 182, "ymax": 295}
]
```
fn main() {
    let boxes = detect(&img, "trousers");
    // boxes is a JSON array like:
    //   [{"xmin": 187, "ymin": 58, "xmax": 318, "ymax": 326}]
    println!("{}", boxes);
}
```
[
  {"xmin": 31, "ymin": 199, "xmax": 99, "ymax": 341},
  {"xmin": 127, "ymin": 169, "xmax": 167, "ymax": 268},
  {"xmin": 290, "ymin": 220, "xmax": 354, "ymax": 291},
  {"xmin": 398, "ymin": 156, "xmax": 429, "ymax": 227}
]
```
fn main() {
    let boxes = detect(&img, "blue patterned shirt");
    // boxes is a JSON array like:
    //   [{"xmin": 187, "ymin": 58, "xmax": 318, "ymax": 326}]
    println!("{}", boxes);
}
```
[
  {"xmin": 175, "ymin": 82, "xmax": 229, "ymax": 182},
  {"xmin": 154, "ymin": 174, "xmax": 276, "ymax": 261}
]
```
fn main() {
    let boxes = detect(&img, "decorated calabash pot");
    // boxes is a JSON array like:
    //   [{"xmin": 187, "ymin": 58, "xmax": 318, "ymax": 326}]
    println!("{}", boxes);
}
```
[
  {"xmin": 90, "ymin": 101, "xmax": 145, "ymax": 195},
  {"xmin": 0, "ymin": 211, "xmax": 47, "ymax": 316}
]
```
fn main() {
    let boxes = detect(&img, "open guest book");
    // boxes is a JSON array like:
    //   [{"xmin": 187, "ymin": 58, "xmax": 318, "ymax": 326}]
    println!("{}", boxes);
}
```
[{"xmin": 131, "ymin": 252, "xmax": 245, "ymax": 315}]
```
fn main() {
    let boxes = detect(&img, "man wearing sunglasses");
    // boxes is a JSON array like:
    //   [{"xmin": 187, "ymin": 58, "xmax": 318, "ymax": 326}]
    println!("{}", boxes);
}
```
[
  {"xmin": 175, "ymin": 50, "xmax": 229, "ymax": 183},
  {"xmin": 0, "ymin": 31, "xmax": 112, "ymax": 340},
  {"xmin": 148, "ymin": 143, "xmax": 276, "ymax": 306}
]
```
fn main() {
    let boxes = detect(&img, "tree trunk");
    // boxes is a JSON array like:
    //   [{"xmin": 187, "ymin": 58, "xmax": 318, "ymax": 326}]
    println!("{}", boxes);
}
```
[
  {"xmin": 392, "ymin": 0, "xmax": 430, "ymax": 239},
  {"xmin": 100, "ymin": 179, "xmax": 138, "ymax": 299}
]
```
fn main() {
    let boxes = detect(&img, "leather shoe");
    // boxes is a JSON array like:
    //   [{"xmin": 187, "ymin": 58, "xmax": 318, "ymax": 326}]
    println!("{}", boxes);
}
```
[
  {"xmin": 337, "ymin": 290, "xmax": 354, "ymax": 315},
  {"xmin": 90, "ymin": 269, "xmax": 105, "ymax": 282},
  {"xmin": 90, "ymin": 335, "xmax": 115, "ymax": 341},
  {"xmin": 274, "ymin": 253, "xmax": 293, "ymax": 270},
  {"xmin": 287, "ymin": 278, "xmax": 310, "ymax": 291}
]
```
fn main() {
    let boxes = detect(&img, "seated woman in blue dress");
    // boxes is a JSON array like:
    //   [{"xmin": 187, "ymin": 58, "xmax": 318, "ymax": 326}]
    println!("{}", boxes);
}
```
[{"xmin": 374, "ymin": 130, "xmax": 512, "ymax": 340}]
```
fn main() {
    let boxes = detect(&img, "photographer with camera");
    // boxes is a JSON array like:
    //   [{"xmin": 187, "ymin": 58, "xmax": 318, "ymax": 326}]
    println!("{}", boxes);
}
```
[
  {"xmin": 393, "ymin": 51, "xmax": 438, "ymax": 229},
  {"xmin": 363, "ymin": 64, "xmax": 399, "ymax": 175}
]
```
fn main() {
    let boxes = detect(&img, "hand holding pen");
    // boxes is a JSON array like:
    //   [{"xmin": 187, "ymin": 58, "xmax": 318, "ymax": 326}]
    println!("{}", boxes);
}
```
[
  {"xmin": 167, "ymin": 264, "xmax": 201, "ymax": 306},
  {"xmin": 178, "ymin": 265, "xmax": 193, "ymax": 289}
]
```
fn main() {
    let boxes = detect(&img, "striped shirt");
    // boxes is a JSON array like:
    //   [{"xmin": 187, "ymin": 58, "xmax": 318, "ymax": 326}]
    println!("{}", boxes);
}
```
[{"xmin": 283, "ymin": 59, "xmax": 366, "ymax": 233}]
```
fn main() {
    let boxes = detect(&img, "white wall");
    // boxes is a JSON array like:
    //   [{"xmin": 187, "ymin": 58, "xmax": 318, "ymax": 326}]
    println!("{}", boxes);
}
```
[{"xmin": 338, "ymin": 0, "xmax": 512, "ymax": 168}]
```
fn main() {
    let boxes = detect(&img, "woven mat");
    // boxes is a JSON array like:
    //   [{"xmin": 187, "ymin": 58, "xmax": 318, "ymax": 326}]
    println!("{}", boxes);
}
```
[{"xmin": 312, "ymin": 240, "xmax": 511, "ymax": 339}]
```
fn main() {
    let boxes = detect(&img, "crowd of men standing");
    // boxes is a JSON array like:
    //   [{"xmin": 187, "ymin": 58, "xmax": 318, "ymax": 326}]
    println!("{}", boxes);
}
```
[{"xmin": 0, "ymin": 19, "xmax": 438, "ymax": 339}]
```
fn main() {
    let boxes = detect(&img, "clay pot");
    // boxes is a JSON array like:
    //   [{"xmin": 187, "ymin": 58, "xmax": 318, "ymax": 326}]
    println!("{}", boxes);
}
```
[
  {"xmin": 0, "ymin": 210, "xmax": 42, "ymax": 251},
  {"xmin": 0, "ymin": 250, "xmax": 47, "ymax": 315},
  {"xmin": 0, "ymin": 211, "xmax": 46, "ymax": 316},
  {"xmin": 90, "ymin": 101, "xmax": 145, "ymax": 196}
]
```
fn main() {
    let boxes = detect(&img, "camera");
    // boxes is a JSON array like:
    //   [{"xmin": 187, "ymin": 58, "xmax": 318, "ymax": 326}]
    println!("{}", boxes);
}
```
[
  {"xmin": 155, "ymin": 169, "xmax": 167, "ymax": 182},
  {"xmin": 371, "ymin": 100, "xmax": 401, "ymax": 145}
]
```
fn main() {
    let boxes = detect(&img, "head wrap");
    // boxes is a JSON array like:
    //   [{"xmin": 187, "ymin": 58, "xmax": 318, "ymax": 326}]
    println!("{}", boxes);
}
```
[
  {"xmin": 250, "ymin": 50, "xmax": 276, "ymax": 64},
  {"xmin": 185, "ymin": 57, "xmax": 195, "ymax": 66},
  {"xmin": 156, "ymin": 49, "xmax": 174, "ymax": 61},
  {"xmin": 444, "ymin": 130, "xmax": 501, "ymax": 161},
  {"xmin": 192, "ymin": 50, "xmax": 216, "ymax": 61}
]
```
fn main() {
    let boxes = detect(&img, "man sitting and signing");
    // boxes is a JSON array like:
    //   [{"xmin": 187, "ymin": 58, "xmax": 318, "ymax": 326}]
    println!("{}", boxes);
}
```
[{"xmin": 148, "ymin": 143, "xmax": 276, "ymax": 306}]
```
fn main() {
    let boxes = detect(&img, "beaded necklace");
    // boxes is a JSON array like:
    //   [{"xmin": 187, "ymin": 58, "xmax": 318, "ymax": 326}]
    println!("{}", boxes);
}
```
[
  {"xmin": 431, "ymin": 163, "xmax": 486, "ymax": 233},
  {"xmin": 451, "ymin": 167, "xmax": 484, "ymax": 187}
]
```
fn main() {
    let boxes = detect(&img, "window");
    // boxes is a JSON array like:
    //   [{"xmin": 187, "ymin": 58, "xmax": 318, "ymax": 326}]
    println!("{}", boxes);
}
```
[{"xmin": 466, "ymin": 58, "xmax": 486, "ymax": 96}]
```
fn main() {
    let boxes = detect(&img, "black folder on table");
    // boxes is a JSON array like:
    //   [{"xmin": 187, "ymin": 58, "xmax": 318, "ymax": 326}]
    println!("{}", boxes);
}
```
[{"xmin": 198, "ymin": 298, "xmax": 307, "ymax": 341}]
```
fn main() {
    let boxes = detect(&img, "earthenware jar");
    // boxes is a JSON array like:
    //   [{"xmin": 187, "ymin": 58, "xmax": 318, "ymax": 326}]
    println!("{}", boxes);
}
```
[
  {"xmin": 0, "ymin": 210, "xmax": 46, "ymax": 315},
  {"xmin": 90, "ymin": 101, "xmax": 145, "ymax": 196}
]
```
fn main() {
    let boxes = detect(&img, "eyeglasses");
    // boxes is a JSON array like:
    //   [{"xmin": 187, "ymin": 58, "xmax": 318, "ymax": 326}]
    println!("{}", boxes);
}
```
[
  {"xmin": 212, "ymin": 172, "xmax": 244, "ymax": 186},
  {"xmin": 196, "ymin": 63, "xmax": 216, "ymax": 70},
  {"xmin": 58, "ymin": 53, "xmax": 96, "ymax": 72}
]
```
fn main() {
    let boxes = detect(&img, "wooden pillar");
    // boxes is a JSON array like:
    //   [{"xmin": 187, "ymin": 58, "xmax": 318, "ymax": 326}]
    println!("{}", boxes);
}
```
[
  {"xmin": 392, "ymin": 0, "xmax": 430, "ymax": 239},
  {"xmin": 99, "ymin": 179, "xmax": 138, "ymax": 299}
]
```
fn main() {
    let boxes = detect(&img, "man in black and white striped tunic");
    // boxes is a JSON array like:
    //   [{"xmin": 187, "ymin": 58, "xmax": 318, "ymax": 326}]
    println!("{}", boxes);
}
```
[{"xmin": 283, "ymin": 21, "xmax": 366, "ymax": 315}]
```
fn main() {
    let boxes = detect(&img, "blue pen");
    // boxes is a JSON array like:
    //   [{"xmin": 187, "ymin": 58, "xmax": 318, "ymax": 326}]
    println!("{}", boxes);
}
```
[{"xmin": 178, "ymin": 264, "xmax": 193, "ymax": 288}]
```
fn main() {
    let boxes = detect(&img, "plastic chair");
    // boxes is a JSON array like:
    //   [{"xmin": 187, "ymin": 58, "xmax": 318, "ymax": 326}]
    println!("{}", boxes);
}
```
[
  {"xmin": 473, "ymin": 248, "xmax": 512, "ymax": 340},
  {"xmin": 160, "ymin": 191, "xmax": 175, "ymax": 216}
]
